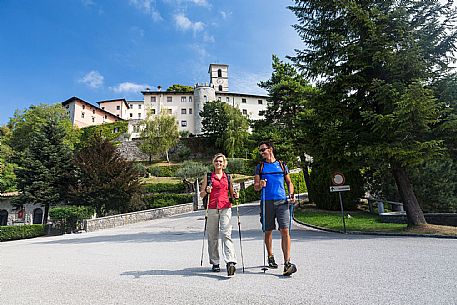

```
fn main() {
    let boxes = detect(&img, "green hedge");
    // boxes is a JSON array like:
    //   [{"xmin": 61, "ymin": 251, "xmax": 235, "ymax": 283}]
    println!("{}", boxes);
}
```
[
  {"xmin": 145, "ymin": 193, "xmax": 193, "ymax": 208},
  {"xmin": 147, "ymin": 165, "xmax": 181, "ymax": 177},
  {"xmin": 239, "ymin": 185, "xmax": 259, "ymax": 204},
  {"xmin": 290, "ymin": 171, "xmax": 307, "ymax": 194},
  {"xmin": 0, "ymin": 224, "xmax": 45, "ymax": 242},
  {"xmin": 143, "ymin": 182, "xmax": 187, "ymax": 194},
  {"xmin": 49, "ymin": 206, "xmax": 95, "ymax": 233}
]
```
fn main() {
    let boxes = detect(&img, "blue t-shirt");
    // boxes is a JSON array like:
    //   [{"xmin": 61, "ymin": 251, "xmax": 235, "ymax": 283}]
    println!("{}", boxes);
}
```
[{"xmin": 255, "ymin": 161, "xmax": 289, "ymax": 201}]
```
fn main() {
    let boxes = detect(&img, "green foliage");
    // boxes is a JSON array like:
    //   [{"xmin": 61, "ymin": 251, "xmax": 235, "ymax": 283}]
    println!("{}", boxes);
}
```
[
  {"xmin": 133, "ymin": 162, "xmax": 148, "ymax": 178},
  {"xmin": 289, "ymin": 172, "xmax": 307, "ymax": 194},
  {"xmin": 70, "ymin": 134, "xmax": 142, "ymax": 216},
  {"xmin": 13, "ymin": 119, "xmax": 75, "ymax": 221},
  {"xmin": 171, "ymin": 142, "xmax": 192, "ymax": 162},
  {"xmin": 140, "ymin": 110, "xmax": 180, "ymax": 162},
  {"xmin": 175, "ymin": 161, "xmax": 209, "ymax": 182},
  {"xmin": 145, "ymin": 193, "xmax": 193, "ymax": 208},
  {"xmin": 200, "ymin": 101, "xmax": 250, "ymax": 156},
  {"xmin": 225, "ymin": 158, "xmax": 252, "ymax": 176},
  {"xmin": 143, "ymin": 183, "xmax": 187, "ymax": 194},
  {"xmin": 0, "ymin": 224, "xmax": 45, "ymax": 242},
  {"xmin": 166, "ymin": 84, "xmax": 194, "ymax": 92},
  {"xmin": 8, "ymin": 103, "xmax": 80, "ymax": 152},
  {"xmin": 309, "ymin": 162, "xmax": 363, "ymax": 211},
  {"xmin": 49, "ymin": 206, "xmax": 95, "ymax": 233},
  {"xmin": 0, "ymin": 159, "xmax": 17, "ymax": 192},
  {"xmin": 239, "ymin": 184, "xmax": 259, "ymax": 204},
  {"xmin": 79, "ymin": 121, "xmax": 128, "ymax": 145},
  {"xmin": 147, "ymin": 165, "xmax": 181, "ymax": 177}
]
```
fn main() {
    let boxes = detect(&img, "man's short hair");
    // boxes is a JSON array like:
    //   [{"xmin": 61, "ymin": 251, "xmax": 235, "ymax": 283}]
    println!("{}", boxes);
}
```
[{"xmin": 259, "ymin": 141, "xmax": 274, "ymax": 152}]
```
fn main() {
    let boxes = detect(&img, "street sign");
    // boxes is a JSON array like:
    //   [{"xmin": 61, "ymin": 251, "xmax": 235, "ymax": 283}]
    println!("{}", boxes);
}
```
[
  {"xmin": 331, "ymin": 172, "xmax": 345, "ymax": 186},
  {"xmin": 330, "ymin": 185, "xmax": 351, "ymax": 192}
]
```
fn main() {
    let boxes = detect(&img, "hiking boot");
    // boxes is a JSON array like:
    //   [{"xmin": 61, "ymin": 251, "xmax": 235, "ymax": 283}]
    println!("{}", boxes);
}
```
[
  {"xmin": 283, "ymin": 261, "xmax": 297, "ymax": 276},
  {"xmin": 268, "ymin": 255, "xmax": 278, "ymax": 269},
  {"xmin": 212, "ymin": 264, "xmax": 220, "ymax": 272},
  {"xmin": 227, "ymin": 262, "xmax": 236, "ymax": 276}
]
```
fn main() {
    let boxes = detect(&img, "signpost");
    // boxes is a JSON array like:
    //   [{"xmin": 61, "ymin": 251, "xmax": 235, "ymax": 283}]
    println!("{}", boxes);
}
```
[{"xmin": 330, "ymin": 172, "xmax": 350, "ymax": 233}]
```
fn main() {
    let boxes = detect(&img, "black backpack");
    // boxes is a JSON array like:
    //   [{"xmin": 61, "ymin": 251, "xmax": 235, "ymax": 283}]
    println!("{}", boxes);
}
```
[{"xmin": 202, "ymin": 172, "xmax": 232, "ymax": 209}]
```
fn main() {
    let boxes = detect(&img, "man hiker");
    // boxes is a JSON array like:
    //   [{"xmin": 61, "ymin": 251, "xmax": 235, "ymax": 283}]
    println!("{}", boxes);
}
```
[{"xmin": 254, "ymin": 141, "xmax": 297, "ymax": 276}]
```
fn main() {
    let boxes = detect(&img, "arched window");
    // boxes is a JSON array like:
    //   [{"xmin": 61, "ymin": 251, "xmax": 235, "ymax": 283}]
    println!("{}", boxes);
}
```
[
  {"xmin": 218, "ymin": 85, "xmax": 223, "ymax": 91},
  {"xmin": 217, "ymin": 69, "xmax": 222, "ymax": 77},
  {"xmin": 0, "ymin": 209, "xmax": 8, "ymax": 226},
  {"xmin": 33, "ymin": 208, "xmax": 43, "ymax": 224}
]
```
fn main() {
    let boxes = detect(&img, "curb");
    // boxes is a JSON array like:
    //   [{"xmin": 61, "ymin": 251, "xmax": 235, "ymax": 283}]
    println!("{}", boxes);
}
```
[{"xmin": 293, "ymin": 217, "xmax": 457, "ymax": 239}]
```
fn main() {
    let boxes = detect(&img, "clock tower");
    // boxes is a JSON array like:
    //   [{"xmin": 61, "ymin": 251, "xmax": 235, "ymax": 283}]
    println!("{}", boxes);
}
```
[{"xmin": 209, "ymin": 64, "xmax": 229, "ymax": 92}]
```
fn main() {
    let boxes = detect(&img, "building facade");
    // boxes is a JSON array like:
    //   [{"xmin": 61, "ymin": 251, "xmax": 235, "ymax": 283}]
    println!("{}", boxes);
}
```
[{"xmin": 64, "ymin": 64, "xmax": 268, "ymax": 136}]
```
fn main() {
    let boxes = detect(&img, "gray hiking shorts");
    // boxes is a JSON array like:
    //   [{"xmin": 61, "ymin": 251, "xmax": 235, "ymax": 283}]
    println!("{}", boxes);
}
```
[{"xmin": 260, "ymin": 200, "xmax": 290, "ymax": 231}]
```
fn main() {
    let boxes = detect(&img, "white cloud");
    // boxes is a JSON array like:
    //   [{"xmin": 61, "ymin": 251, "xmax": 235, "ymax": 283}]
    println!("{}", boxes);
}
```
[
  {"xmin": 129, "ymin": 0, "xmax": 162, "ymax": 22},
  {"xmin": 220, "ymin": 10, "xmax": 232, "ymax": 20},
  {"xmin": 203, "ymin": 32, "xmax": 215, "ymax": 43},
  {"xmin": 79, "ymin": 71, "xmax": 104, "ymax": 88},
  {"xmin": 81, "ymin": 0, "xmax": 95, "ymax": 7},
  {"xmin": 110, "ymin": 82, "xmax": 149, "ymax": 93},
  {"xmin": 189, "ymin": 0, "xmax": 209, "ymax": 6},
  {"xmin": 174, "ymin": 14, "xmax": 205, "ymax": 32}
]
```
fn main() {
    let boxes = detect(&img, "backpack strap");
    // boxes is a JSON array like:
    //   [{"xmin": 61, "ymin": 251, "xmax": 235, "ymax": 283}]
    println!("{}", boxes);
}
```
[
  {"xmin": 259, "ymin": 160, "xmax": 286, "ymax": 178},
  {"xmin": 259, "ymin": 161, "xmax": 265, "ymax": 179}
]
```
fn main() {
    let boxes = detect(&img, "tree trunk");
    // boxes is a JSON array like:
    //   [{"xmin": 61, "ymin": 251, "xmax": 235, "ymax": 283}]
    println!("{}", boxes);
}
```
[
  {"xmin": 166, "ymin": 151, "xmax": 170, "ymax": 163},
  {"xmin": 43, "ymin": 203, "xmax": 50, "ymax": 225},
  {"xmin": 391, "ymin": 162, "xmax": 427, "ymax": 226}
]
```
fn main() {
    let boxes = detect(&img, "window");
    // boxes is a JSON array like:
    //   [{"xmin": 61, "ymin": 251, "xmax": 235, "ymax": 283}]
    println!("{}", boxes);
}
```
[
  {"xmin": 133, "ymin": 125, "xmax": 140, "ymax": 133},
  {"xmin": 218, "ymin": 97, "xmax": 221, "ymax": 101},
  {"xmin": 181, "ymin": 120, "xmax": 187, "ymax": 127},
  {"xmin": 130, "ymin": 113, "xmax": 133, "ymax": 118},
  {"xmin": 168, "ymin": 109, "xmax": 172, "ymax": 114},
  {"xmin": 242, "ymin": 109, "xmax": 247, "ymax": 115},
  {"xmin": 218, "ymin": 85, "xmax": 223, "ymax": 91},
  {"xmin": 189, "ymin": 96, "xmax": 192, "ymax": 103},
  {"xmin": 92, "ymin": 117, "xmax": 95, "ymax": 122},
  {"xmin": 181, "ymin": 108, "xmax": 187, "ymax": 114},
  {"xmin": 258, "ymin": 99, "xmax": 263, "ymax": 105},
  {"xmin": 218, "ymin": 69, "xmax": 222, "ymax": 77},
  {"xmin": 181, "ymin": 97, "xmax": 186, "ymax": 102},
  {"xmin": 138, "ymin": 105, "xmax": 142, "ymax": 109},
  {"xmin": 93, "ymin": 109, "xmax": 96, "ymax": 114},
  {"xmin": 167, "ymin": 96, "xmax": 172, "ymax": 103},
  {"xmin": 116, "ymin": 105, "xmax": 120, "ymax": 110},
  {"xmin": 242, "ymin": 98, "xmax": 247, "ymax": 103},
  {"xmin": 151, "ymin": 97, "xmax": 156, "ymax": 103},
  {"xmin": 82, "ymin": 105, "xmax": 85, "ymax": 110},
  {"xmin": 151, "ymin": 109, "xmax": 156, "ymax": 114},
  {"xmin": 189, "ymin": 108, "xmax": 192, "ymax": 114},
  {"xmin": 102, "ymin": 107, "xmax": 105, "ymax": 110},
  {"xmin": 129, "ymin": 104, "xmax": 133, "ymax": 109},
  {"xmin": 226, "ymin": 97, "xmax": 230, "ymax": 103},
  {"xmin": 138, "ymin": 113, "xmax": 141, "ymax": 118},
  {"xmin": 104, "ymin": 115, "xmax": 107, "ymax": 119},
  {"xmin": 81, "ymin": 112, "xmax": 85, "ymax": 118},
  {"xmin": 204, "ymin": 95, "xmax": 208, "ymax": 102}
]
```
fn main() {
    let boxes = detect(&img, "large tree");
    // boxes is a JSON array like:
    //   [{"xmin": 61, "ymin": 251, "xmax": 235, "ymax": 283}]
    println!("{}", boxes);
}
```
[
  {"xmin": 167, "ymin": 84, "xmax": 194, "ymax": 93},
  {"xmin": 70, "ymin": 134, "xmax": 141, "ymax": 216},
  {"xmin": 289, "ymin": 0, "xmax": 457, "ymax": 225},
  {"xmin": 13, "ymin": 119, "xmax": 74, "ymax": 223},
  {"xmin": 140, "ymin": 110, "xmax": 180, "ymax": 163}
]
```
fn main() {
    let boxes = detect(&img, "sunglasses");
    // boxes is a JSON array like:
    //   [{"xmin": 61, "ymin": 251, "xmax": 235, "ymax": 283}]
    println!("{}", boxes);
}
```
[{"xmin": 259, "ymin": 147, "xmax": 269, "ymax": 153}]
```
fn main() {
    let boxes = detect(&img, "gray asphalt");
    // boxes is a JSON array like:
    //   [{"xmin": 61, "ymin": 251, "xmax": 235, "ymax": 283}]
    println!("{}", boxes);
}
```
[{"xmin": 1, "ymin": 203, "xmax": 456, "ymax": 305}]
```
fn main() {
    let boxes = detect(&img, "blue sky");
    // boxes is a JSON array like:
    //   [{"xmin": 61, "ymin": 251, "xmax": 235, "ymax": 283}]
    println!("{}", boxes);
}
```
[{"xmin": 0, "ymin": 0, "xmax": 302, "ymax": 125}]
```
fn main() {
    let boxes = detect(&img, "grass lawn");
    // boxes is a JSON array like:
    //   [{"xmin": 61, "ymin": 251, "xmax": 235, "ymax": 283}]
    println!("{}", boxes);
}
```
[
  {"xmin": 294, "ymin": 207, "xmax": 457, "ymax": 236},
  {"xmin": 141, "ymin": 177, "xmax": 184, "ymax": 184},
  {"xmin": 294, "ymin": 208, "xmax": 406, "ymax": 232}
]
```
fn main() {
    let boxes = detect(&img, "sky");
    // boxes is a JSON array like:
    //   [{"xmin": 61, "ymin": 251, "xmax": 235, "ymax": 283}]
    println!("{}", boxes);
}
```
[{"xmin": 0, "ymin": 0, "xmax": 303, "ymax": 125}]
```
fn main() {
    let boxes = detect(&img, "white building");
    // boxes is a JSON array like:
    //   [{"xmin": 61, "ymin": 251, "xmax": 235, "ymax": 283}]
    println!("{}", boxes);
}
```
[{"xmin": 65, "ymin": 64, "xmax": 269, "ymax": 137}]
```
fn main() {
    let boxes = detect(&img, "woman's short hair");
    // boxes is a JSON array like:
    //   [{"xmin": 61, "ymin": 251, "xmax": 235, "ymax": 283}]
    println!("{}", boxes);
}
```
[{"xmin": 212, "ymin": 153, "xmax": 228, "ymax": 169}]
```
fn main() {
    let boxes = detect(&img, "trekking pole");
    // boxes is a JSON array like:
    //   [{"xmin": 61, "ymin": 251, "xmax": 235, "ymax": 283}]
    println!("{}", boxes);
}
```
[
  {"xmin": 261, "ymin": 181, "xmax": 268, "ymax": 273},
  {"xmin": 234, "ymin": 193, "xmax": 245, "ymax": 273},
  {"xmin": 200, "ymin": 191, "xmax": 210, "ymax": 266}
]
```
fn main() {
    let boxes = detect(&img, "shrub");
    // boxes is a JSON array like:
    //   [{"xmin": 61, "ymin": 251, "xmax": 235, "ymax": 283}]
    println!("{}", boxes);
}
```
[
  {"xmin": 0, "ymin": 224, "xmax": 45, "ymax": 242},
  {"xmin": 49, "ymin": 206, "xmax": 95, "ymax": 233},
  {"xmin": 239, "ymin": 184, "xmax": 259, "ymax": 204},
  {"xmin": 133, "ymin": 162, "xmax": 149, "ymax": 178},
  {"xmin": 226, "ymin": 158, "xmax": 252, "ymax": 176},
  {"xmin": 290, "ymin": 171, "xmax": 307, "ymax": 194},
  {"xmin": 147, "ymin": 165, "xmax": 180, "ymax": 177},
  {"xmin": 143, "ymin": 183, "xmax": 187, "ymax": 194}
]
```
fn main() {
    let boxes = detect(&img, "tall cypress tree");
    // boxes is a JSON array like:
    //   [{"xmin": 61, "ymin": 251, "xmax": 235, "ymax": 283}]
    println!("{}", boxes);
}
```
[{"xmin": 289, "ymin": 0, "xmax": 457, "ymax": 225}]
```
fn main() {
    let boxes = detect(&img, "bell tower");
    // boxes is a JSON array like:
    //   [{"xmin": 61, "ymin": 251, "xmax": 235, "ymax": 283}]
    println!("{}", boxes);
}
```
[{"xmin": 209, "ymin": 64, "xmax": 229, "ymax": 92}]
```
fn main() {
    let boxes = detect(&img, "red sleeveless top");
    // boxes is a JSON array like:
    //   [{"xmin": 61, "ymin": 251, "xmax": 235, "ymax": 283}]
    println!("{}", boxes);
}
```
[{"xmin": 208, "ymin": 172, "xmax": 231, "ymax": 209}]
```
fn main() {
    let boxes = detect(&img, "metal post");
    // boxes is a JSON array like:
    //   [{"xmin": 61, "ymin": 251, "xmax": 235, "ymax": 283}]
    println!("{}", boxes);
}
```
[{"xmin": 338, "ymin": 192, "xmax": 346, "ymax": 234}]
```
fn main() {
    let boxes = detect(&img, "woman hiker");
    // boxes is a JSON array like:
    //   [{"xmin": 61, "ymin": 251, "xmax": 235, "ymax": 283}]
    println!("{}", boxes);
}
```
[{"xmin": 200, "ymin": 153, "xmax": 238, "ymax": 276}]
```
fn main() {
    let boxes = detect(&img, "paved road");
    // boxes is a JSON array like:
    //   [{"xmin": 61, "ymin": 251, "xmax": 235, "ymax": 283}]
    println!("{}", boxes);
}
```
[{"xmin": 1, "ymin": 203, "xmax": 457, "ymax": 305}]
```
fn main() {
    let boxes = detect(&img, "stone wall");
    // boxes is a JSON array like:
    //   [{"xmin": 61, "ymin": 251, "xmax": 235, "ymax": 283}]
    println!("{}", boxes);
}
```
[
  {"xmin": 117, "ymin": 139, "xmax": 149, "ymax": 161},
  {"xmin": 83, "ymin": 203, "xmax": 194, "ymax": 232},
  {"xmin": 380, "ymin": 212, "xmax": 457, "ymax": 227}
]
